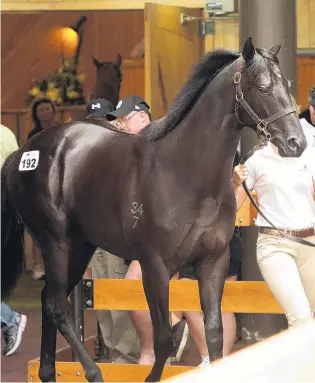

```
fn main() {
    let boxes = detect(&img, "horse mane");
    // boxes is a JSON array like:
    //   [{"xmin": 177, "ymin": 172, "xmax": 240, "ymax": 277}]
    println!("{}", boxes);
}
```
[{"xmin": 141, "ymin": 49, "xmax": 240, "ymax": 141}]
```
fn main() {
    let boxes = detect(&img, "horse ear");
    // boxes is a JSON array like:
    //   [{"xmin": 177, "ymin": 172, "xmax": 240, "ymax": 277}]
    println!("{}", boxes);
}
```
[
  {"xmin": 242, "ymin": 37, "xmax": 255, "ymax": 64},
  {"xmin": 116, "ymin": 54, "xmax": 122, "ymax": 68},
  {"xmin": 93, "ymin": 57, "xmax": 101, "ymax": 68},
  {"xmin": 269, "ymin": 39, "xmax": 285, "ymax": 58}
]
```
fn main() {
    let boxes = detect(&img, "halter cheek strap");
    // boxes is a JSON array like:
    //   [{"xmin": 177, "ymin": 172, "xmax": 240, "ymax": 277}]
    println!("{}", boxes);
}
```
[{"xmin": 234, "ymin": 59, "xmax": 296, "ymax": 142}]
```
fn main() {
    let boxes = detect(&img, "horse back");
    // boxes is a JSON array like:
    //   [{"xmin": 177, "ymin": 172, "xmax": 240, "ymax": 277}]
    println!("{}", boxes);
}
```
[{"xmin": 8, "ymin": 121, "xmax": 148, "ymax": 258}]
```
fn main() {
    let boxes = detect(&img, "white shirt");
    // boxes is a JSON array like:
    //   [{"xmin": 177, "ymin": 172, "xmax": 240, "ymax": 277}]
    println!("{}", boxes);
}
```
[
  {"xmin": 245, "ymin": 143, "xmax": 315, "ymax": 229},
  {"xmin": 300, "ymin": 118, "xmax": 315, "ymax": 148}
]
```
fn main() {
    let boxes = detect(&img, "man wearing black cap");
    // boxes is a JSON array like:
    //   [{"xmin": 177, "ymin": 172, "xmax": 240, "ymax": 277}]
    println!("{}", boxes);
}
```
[
  {"xmin": 86, "ymin": 98, "xmax": 114, "ymax": 119},
  {"xmin": 106, "ymin": 95, "xmax": 151, "ymax": 134}
]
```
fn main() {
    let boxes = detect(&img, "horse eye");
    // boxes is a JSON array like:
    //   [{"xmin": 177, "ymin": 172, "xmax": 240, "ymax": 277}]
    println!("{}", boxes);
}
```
[{"xmin": 259, "ymin": 86, "xmax": 268, "ymax": 94}]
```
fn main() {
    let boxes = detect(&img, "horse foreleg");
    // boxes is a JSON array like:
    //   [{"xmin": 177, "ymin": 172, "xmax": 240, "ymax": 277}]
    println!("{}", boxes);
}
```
[
  {"xmin": 197, "ymin": 252, "xmax": 229, "ymax": 362},
  {"xmin": 142, "ymin": 259, "xmax": 173, "ymax": 382},
  {"xmin": 38, "ymin": 286, "xmax": 57, "ymax": 382}
]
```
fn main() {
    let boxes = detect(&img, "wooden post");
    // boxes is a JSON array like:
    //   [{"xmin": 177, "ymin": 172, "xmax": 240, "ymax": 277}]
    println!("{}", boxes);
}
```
[{"xmin": 238, "ymin": 0, "xmax": 297, "ymax": 342}]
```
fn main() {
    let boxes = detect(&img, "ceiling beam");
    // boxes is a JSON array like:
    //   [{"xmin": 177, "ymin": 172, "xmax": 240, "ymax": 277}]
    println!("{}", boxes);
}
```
[{"xmin": 1, "ymin": 0, "xmax": 204, "ymax": 12}]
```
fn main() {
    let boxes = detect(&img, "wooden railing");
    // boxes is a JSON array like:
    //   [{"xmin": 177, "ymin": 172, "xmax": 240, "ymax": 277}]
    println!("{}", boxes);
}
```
[
  {"xmin": 86, "ymin": 279, "xmax": 282, "ymax": 314},
  {"xmin": 27, "ymin": 278, "xmax": 281, "ymax": 382}
]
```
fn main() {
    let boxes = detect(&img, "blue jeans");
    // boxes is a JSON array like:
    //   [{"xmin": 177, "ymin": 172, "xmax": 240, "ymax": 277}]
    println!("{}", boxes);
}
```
[{"xmin": 1, "ymin": 302, "xmax": 18, "ymax": 329}]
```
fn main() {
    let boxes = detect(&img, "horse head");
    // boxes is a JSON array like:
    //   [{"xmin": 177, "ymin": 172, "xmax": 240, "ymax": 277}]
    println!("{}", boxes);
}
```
[
  {"xmin": 92, "ymin": 54, "xmax": 122, "ymax": 106},
  {"xmin": 237, "ymin": 37, "xmax": 306, "ymax": 157}
]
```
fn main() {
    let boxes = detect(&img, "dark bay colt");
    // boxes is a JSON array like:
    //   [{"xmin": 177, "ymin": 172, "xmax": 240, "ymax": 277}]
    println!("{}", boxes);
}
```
[{"xmin": 1, "ymin": 38, "xmax": 306, "ymax": 382}]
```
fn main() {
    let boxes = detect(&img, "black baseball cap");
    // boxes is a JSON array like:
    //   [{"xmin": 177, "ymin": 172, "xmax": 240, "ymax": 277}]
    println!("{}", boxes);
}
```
[
  {"xmin": 86, "ymin": 98, "xmax": 114, "ymax": 118},
  {"xmin": 106, "ymin": 95, "xmax": 150, "ymax": 121}
]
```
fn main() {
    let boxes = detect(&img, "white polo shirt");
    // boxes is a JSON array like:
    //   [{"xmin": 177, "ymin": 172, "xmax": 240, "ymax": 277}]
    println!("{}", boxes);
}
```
[
  {"xmin": 245, "ymin": 143, "xmax": 315, "ymax": 229},
  {"xmin": 300, "ymin": 118, "xmax": 315, "ymax": 148}
]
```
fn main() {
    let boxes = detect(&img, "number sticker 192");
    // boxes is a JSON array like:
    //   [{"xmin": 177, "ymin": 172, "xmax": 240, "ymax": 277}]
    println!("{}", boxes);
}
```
[{"xmin": 19, "ymin": 151, "xmax": 40, "ymax": 171}]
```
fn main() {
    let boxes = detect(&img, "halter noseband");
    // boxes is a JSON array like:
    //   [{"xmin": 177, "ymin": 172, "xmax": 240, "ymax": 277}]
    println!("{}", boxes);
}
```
[{"xmin": 234, "ymin": 58, "xmax": 296, "ymax": 145}]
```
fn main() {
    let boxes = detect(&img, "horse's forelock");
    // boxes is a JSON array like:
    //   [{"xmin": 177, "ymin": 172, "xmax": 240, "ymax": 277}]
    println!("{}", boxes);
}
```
[{"xmin": 243, "ymin": 48, "xmax": 281, "ymax": 84}]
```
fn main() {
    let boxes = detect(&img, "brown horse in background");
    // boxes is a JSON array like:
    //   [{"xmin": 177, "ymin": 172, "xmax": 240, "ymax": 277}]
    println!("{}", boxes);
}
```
[{"xmin": 92, "ymin": 54, "xmax": 122, "ymax": 106}]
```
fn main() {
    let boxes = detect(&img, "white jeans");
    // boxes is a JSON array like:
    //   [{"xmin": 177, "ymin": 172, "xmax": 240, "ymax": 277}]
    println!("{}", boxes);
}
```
[{"xmin": 256, "ymin": 233, "xmax": 315, "ymax": 328}]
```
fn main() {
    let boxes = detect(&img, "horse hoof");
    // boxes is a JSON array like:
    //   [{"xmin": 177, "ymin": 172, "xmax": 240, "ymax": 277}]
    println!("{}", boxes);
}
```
[
  {"xmin": 145, "ymin": 374, "xmax": 160, "ymax": 382},
  {"xmin": 38, "ymin": 366, "xmax": 56, "ymax": 382},
  {"xmin": 85, "ymin": 366, "xmax": 103, "ymax": 382}
]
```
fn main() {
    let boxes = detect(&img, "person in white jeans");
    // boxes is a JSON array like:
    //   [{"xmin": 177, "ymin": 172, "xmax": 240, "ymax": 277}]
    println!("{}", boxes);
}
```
[{"xmin": 233, "ymin": 139, "xmax": 315, "ymax": 329}]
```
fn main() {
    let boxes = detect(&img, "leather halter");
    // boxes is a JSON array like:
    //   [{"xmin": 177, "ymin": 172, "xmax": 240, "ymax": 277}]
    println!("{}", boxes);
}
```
[
  {"xmin": 234, "ymin": 58, "xmax": 315, "ymax": 248},
  {"xmin": 233, "ymin": 58, "xmax": 296, "ymax": 142}
]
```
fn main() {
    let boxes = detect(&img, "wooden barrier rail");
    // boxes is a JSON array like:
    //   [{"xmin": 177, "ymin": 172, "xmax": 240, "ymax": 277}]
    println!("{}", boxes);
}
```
[
  {"xmin": 84, "ymin": 279, "xmax": 283, "ymax": 314},
  {"xmin": 28, "ymin": 319, "xmax": 315, "ymax": 383},
  {"xmin": 28, "ymin": 279, "xmax": 284, "ymax": 382}
]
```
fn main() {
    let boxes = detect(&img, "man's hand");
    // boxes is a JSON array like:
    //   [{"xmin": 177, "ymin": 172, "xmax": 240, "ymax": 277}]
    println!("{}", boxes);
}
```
[{"xmin": 233, "ymin": 164, "xmax": 249, "ymax": 188}]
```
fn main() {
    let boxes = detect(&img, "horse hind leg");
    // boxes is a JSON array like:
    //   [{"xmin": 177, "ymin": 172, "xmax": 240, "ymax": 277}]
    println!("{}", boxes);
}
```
[
  {"xmin": 38, "ymin": 285, "xmax": 57, "ymax": 382},
  {"xmin": 141, "ymin": 258, "xmax": 173, "ymax": 382},
  {"xmin": 38, "ymin": 226, "xmax": 102, "ymax": 382},
  {"xmin": 39, "ymin": 239, "xmax": 97, "ymax": 382}
]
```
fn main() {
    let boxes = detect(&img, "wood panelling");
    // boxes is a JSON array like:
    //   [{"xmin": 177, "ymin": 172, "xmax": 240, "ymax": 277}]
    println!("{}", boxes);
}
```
[
  {"xmin": 120, "ymin": 59, "xmax": 145, "ymax": 99},
  {"xmin": 145, "ymin": 3, "xmax": 203, "ymax": 119},
  {"xmin": 205, "ymin": 0, "xmax": 315, "ymax": 51},
  {"xmin": 205, "ymin": 19, "xmax": 239, "ymax": 52},
  {"xmin": 1, "ymin": 2, "xmax": 314, "ymax": 114},
  {"xmin": 2, "ymin": 0, "xmax": 206, "ymax": 12},
  {"xmin": 297, "ymin": 56, "xmax": 315, "ymax": 109},
  {"xmin": 1, "ymin": 59, "xmax": 145, "ymax": 143},
  {"xmin": 297, "ymin": 0, "xmax": 315, "ymax": 48},
  {"xmin": 1, "ymin": 11, "xmax": 144, "ymax": 109}
]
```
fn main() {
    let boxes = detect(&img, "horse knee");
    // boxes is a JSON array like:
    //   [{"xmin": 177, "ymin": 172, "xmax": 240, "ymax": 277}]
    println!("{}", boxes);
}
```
[
  {"xmin": 38, "ymin": 365, "xmax": 56, "ymax": 382},
  {"xmin": 43, "ymin": 298, "xmax": 68, "ymax": 329}
]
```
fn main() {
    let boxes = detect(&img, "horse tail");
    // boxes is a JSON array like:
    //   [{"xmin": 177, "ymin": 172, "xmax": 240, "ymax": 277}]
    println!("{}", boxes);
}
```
[{"xmin": 1, "ymin": 152, "xmax": 25, "ymax": 300}]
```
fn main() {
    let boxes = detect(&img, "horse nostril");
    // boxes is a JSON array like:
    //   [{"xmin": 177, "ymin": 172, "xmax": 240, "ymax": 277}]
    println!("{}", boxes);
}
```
[{"xmin": 287, "ymin": 136, "xmax": 299, "ymax": 149}]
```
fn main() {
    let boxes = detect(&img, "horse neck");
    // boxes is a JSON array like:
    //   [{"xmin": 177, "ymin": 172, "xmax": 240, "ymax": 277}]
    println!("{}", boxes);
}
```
[
  {"xmin": 155, "ymin": 62, "xmax": 241, "ymax": 191},
  {"xmin": 94, "ymin": 80, "xmax": 120, "ymax": 106}
]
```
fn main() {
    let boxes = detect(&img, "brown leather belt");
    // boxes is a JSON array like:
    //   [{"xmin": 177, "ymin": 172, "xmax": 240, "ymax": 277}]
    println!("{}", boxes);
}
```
[{"xmin": 259, "ymin": 226, "xmax": 315, "ymax": 239}]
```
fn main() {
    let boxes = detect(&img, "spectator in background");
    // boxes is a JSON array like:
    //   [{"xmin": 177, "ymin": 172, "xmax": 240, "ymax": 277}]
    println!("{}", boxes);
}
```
[
  {"xmin": 86, "ymin": 98, "xmax": 114, "ymax": 121},
  {"xmin": 27, "ymin": 98, "xmax": 58, "ymax": 280},
  {"xmin": 27, "ymin": 98, "xmax": 58, "ymax": 139},
  {"xmin": 1, "ymin": 125, "xmax": 27, "ymax": 356}
]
